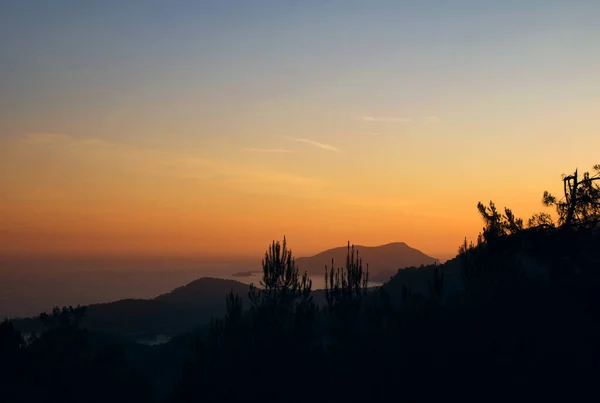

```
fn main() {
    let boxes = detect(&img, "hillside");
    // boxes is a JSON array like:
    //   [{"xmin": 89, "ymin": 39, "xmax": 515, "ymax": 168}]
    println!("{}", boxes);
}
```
[
  {"xmin": 14, "ymin": 277, "xmax": 252, "ymax": 339},
  {"xmin": 155, "ymin": 277, "xmax": 250, "ymax": 305}
]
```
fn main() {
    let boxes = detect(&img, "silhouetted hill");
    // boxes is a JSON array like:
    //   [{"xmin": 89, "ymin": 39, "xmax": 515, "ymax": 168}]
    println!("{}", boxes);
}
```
[
  {"xmin": 377, "ymin": 227, "xmax": 600, "ymax": 306},
  {"xmin": 12, "ymin": 276, "xmax": 338, "ymax": 340},
  {"xmin": 14, "ymin": 277, "xmax": 252, "ymax": 340},
  {"xmin": 381, "ymin": 258, "xmax": 465, "ymax": 303},
  {"xmin": 296, "ymin": 242, "xmax": 439, "ymax": 280},
  {"xmin": 155, "ymin": 277, "xmax": 250, "ymax": 305}
]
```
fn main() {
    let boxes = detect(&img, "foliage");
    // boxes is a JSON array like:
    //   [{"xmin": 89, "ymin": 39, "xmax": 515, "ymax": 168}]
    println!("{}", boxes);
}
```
[
  {"xmin": 247, "ymin": 237, "xmax": 314, "ymax": 342},
  {"xmin": 527, "ymin": 212, "xmax": 555, "ymax": 229},
  {"xmin": 176, "ymin": 238, "xmax": 318, "ymax": 402},
  {"xmin": 477, "ymin": 201, "xmax": 523, "ymax": 243},
  {"xmin": 249, "ymin": 236, "xmax": 312, "ymax": 311},
  {"xmin": 543, "ymin": 165, "xmax": 600, "ymax": 228},
  {"xmin": 324, "ymin": 242, "xmax": 370, "ymax": 345},
  {"xmin": 39, "ymin": 305, "xmax": 87, "ymax": 331},
  {"xmin": 1, "ymin": 305, "xmax": 150, "ymax": 403},
  {"xmin": 0, "ymin": 319, "xmax": 25, "ymax": 353},
  {"xmin": 324, "ymin": 242, "xmax": 369, "ymax": 314}
]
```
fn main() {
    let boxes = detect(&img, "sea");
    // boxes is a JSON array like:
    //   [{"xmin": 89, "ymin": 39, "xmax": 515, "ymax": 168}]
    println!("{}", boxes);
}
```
[{"xmin": 0, "ymin": 254, "xmax": 382, "ymax": 319}]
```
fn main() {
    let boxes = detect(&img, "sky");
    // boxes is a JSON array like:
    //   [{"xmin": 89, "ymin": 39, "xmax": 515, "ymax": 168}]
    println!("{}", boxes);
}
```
[{"xmin": 1, "ymin": 1, "xmax": 599, "ymax": 260}]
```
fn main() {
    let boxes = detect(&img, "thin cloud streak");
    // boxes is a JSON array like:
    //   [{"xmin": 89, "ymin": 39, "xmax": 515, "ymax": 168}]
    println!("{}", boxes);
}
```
[
  {"xmin": 282, "ymin": 136, "xmax": 340, "ymax": 152},
  {"xmin": 16, "ymin": 133, "xmax": 326, "ymax": 197},
  {"xmin": 362, "ymin": 116, "xmax": 412, "ymax": 122},
  {"xmin": 245, "ymin": 148, "xmax": 293, "ymax": 153}
]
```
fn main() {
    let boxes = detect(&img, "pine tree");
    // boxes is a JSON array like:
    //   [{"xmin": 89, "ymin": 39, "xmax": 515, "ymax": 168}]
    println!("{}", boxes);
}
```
[
  {"xmin": 248, "ymin": 236, "xmax": 313, "ymax": 348},
  {"xmin": 324, "ymin": 242, "xmax": 369, "ymax": 343}
]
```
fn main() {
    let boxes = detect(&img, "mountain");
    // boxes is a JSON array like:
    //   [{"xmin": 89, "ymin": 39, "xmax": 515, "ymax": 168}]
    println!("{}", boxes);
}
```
[{"xmin": 296, "ymin": 242, "xmax": 439, "ymax": 279}]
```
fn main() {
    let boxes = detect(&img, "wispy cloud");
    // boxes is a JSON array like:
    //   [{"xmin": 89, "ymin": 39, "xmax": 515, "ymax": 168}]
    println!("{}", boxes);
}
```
[
  {"xmin": 362, "ymin": 116, "xmax": 412, "ymax": 122},
  {"xmin": 245, "ymin": 148, "xmax": 292, "ymax": 153},
  {"xmin": 362, "ymin": 132, "xmax": 382, "ymax": 136},
  {"xmin": 282, "ymin": 136, "xmax": 340, "ymax": 152},
  {"xmin": 16, "ymin": 132, "xmax": 326, "ymax": 198},
  {"xmin": 424, "ymin": 116, "xmax": 440, "ymax": 122}
]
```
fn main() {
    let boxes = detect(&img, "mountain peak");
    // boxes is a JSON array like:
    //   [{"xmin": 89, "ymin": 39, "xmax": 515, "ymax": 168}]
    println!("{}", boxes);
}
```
[{"xmin": 296, "ymin": 242, "xmax": 438, "ymax": 275}]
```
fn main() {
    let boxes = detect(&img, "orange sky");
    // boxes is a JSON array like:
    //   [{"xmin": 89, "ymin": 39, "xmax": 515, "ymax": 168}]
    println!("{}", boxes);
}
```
[
  {"xmin": 1, "ymin": 131, "xmax": 596, "ymax": 260},
  {"xmin": 1, "ymin": 2, "xmax": 599, "ymax": 260}
]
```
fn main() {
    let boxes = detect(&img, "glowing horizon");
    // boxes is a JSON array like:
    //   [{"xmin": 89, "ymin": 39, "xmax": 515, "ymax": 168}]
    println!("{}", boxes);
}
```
[{"xmin": 1, "ymin": 1, "xmax": 599, "ymax": 260}]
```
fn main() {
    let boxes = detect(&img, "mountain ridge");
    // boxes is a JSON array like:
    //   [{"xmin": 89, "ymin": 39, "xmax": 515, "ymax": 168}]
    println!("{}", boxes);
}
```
[{"xmin": 295, "ymin": 242, "xmax": 439, "ymax": 275}]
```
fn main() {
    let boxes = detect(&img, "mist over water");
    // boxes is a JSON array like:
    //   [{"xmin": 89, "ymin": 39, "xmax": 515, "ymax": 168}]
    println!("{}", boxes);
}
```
[
  {"xmin": 0, "ymin": 254, "xmax": 254, "ymax": 318},
  {"xmin": 0, "ymin": 254, "xmax": 382, "ymax": 318}
]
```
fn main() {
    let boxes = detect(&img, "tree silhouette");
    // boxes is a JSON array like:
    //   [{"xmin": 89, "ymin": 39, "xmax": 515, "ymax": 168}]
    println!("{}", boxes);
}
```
[
  {"xmin": 209, "ymin": 289, "xmax": 245, "ymax": 352},
  {"xmin": 0, "ymin": 320, "xmax": 25, "ymax": 401},
  {"xmin": 324, "ymin": 242, "xmax": 369, "ymax": 344},
  {"xmin": 459, "ymin": 201, "xmax": 526, "ymax": 295},
  {"xmin": 249, "ymin": 236, "xmax": 312, "ymax": 311},
  {"xmin": 527, "ymin": 212, "xmax": 555, "ymax": 229},
  {"xmin": 19, "ymin": 304, "xmax": 148, "ymax": 403},
  {"xmin": 477, "ymin": 201, "xmax": 523, "ymax": 243},
  {"xmin": 0, "ymin": 319, "xmax": 24, "ymax": 353},
  {"xmin": 39, "ymin": 305, "xmax": 87, "ymax": 331},
  {"xmin": 543, "ymin": 164, "xmax": 600, "ymax": 228},
  {"xmin": 325, "ymin": 242, "xmax": 369, "ymax": 313},
  {"xmin": 247, "ymin": 236, "xmax": 314, "ymax": 351}
]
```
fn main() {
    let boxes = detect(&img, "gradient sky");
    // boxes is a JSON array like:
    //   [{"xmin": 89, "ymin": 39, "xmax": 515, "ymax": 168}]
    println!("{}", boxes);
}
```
[{"xmin": 1, "ymin": 1, "xmax": 599, "ymax": 259}]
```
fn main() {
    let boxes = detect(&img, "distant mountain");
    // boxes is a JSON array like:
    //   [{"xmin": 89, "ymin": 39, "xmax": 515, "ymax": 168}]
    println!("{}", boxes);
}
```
[{"xmin": 296, "ymin": 242, "xmax": 439, "ymax": 279}]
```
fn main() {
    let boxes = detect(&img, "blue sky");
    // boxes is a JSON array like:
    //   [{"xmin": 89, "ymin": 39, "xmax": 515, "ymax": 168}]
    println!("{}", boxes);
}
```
[
  {"xmin": 1, "ymin": 1, "xmax": 599, "ymax": 256},
  {"xmin": 2, "ymin": 0, "xmax": 598, "ymax": 145}
]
